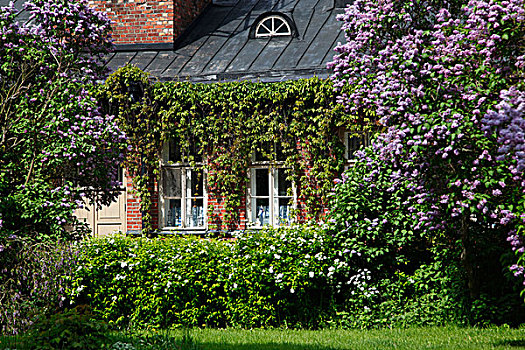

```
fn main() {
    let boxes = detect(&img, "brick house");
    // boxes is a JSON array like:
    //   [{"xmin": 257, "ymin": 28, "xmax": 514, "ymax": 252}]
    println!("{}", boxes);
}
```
[
  {"xmin": 89, "ymin": 0, "xmax": 362, "ymax": 236},
  {"xmin": 3, "ymin": 0, "xmax": 359, "ymax": 235}
]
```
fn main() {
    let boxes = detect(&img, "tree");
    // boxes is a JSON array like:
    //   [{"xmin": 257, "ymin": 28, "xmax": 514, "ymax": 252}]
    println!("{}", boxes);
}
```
[
  {"xmin": 328, "ymin": 0, "xmax": 525, "ymax": 301},
  {"xmin": 0, "ymin": 0, "xmax": 127, "ymax": 242}
]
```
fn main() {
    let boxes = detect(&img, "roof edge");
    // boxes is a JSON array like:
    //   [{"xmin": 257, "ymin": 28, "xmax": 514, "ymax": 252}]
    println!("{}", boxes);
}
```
[{"xmin": 114, "ymin": 43, "xmax": 174, "ymax": 52}]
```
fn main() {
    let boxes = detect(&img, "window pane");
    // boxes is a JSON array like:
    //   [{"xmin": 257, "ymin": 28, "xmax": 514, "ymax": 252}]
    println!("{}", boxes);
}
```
[
  {"xmin": 255, "ymin": 142, "xmax": 271, "ymax": 161},
  {"xmin": 347, "ymin": 133, "xmax": 368, "ymax": 159},
  {"xmin": 162, "ymin": 168, "xmax": 182, "ymax": 197},
  {"xmin": 275, "ymin": 143, "xmax": 286, "ymax": 161},
  {"xmin": 261, "ymin": 19, "xmax": 272, "ymax": 33},
  {"xmin": 186, "ymin": 198, "xmax": 204, "ymax": 227},
  {"xmin": 277, "ymin": 169, "xmax": 291, "ymax": 196},
  {"xmin": 188, "ymin": 142, "xmax": 202, "ymax": 163},
  {"xmin": 169, "ymin": 141, "xmax": 182, "ymax": 162},
  {"xmin": 189, "ymin": 169, "xmax": 204, "ymax": 197},
  {"xmin": 278, "ymin": 198, "xmax": 291, "ymax": 225},
  {"xmin": 166, "ymin": 199, "xmax": 182, "ymax": 227},
  {"xmin": 169, "ymin": 140, "xmax": 202, "ymax": 162},
  {"xmin": 276, "ymin": 21, "xmax": 289, "ymax": 34},
  {"xmin": 255, "ymin": 169, "xmax": 269, "ymax": 196},
  {"xmin": 255, "ymin": 198, "xmax": 270, "ymax": 226}
]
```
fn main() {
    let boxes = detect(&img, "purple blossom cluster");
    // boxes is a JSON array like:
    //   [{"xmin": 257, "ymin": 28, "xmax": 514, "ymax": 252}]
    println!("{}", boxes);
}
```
[
  {"xmin": 0, "ymin": 0, "xmax": 127, "ymax": 240},
  {"xmin": 0, "ymin": 241, "xmax": 81, "ymax": 334},
  {"xmin": 25, "ymin": 0, "xmax": 112, "ymax": 83},
  {"xmin": 482, "ymin": 88, "xmax": 525, "ymax": 181},
  {"xmin": 329, "ymin": 0, "xmax": 524, "ymax": 124}
]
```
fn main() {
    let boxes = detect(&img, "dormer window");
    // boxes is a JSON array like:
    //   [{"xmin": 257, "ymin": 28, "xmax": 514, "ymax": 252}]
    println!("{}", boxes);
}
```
[{"xmin": 254, "ymin": 14, "xmax": 293, "ymax": 38}]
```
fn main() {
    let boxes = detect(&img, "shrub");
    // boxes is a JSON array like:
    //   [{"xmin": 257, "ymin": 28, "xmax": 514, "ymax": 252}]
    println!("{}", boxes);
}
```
[
  {"xmin": 0, "ymin": 0, "xmax": 126, "ymax": 243},
  {"xmin": 328, "ymin": 155, "xmax": 525, "ymax": 327},
  {"xmin": 39, "ymin": 225, "xmax": 524, "ymax": 330},
  {"xmin": 0, "ymin": 240, "xmax": 80, "ymax": 335},
  {"xmin": 328, "ymin": 0, "xmax": 525, "ymax": 297},
  {"xmin": 26, "ymin": 305, "xmax": 110, "ymax": 350},
  {"xmin": 70, "ymin": 227, "xmax": 343, "ymax": 329}
]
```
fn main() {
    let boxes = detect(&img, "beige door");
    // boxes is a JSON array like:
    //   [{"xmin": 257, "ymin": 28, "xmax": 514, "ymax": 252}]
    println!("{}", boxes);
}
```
[{"xmin": 74, "ymin": 173, "xmax": 127, "ymax": 236}]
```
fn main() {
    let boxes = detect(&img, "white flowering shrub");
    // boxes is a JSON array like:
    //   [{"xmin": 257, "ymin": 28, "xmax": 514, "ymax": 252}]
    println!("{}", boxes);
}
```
[{"xmin": 69, "ymin": 227, "xmax": 345, "ymax": 329}]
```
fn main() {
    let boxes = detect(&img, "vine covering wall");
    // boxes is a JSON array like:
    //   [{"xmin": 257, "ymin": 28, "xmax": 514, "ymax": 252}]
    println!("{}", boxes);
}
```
[{"xmin": 97, "ymin": 65, "xmax": 365, "ymax": 233}]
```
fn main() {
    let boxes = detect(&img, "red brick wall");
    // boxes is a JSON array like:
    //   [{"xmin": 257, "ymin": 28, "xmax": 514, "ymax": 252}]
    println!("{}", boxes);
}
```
[
  {"xmin": 125, "ymin": 172, "xmax": 159, "ymax": 233},
  {"xmin": 208, "ymin": 193, "xmax": 247, "ymax": 232},
  {"xmin": 88, "ymin": 0, "xmax": 211, "ymax": 45},
  {"xmin": 125, "ymin": 173, "xmax": 142, "ymax": 232}
]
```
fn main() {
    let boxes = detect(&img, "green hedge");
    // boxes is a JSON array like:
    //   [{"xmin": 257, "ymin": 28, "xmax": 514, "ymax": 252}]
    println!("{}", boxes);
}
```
[
  {"xmin": 70, "ymin": 226, "xmax": 342, "ymax": 329},
  {"xmin": 67, "ymin": 225, "xmax": 525, "ymax": 330}
]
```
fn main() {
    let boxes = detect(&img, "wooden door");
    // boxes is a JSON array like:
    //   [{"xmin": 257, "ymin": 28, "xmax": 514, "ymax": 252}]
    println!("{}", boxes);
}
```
[{"xmin": 74, "ymin": 173, "xmax": 126, "ymax": 236}]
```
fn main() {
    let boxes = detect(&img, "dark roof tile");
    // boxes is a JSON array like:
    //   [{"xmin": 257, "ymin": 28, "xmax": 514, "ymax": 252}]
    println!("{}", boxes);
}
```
[
  {"xmin": 107, "ymin": 0, "xmax": 342, "ymax": 81},
  {"xmin": 5, "ymin": 0, "xmax": 342, "ymax": 82}
]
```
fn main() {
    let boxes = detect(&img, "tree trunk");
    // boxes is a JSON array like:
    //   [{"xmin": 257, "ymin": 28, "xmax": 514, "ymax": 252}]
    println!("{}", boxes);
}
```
[{"xmin": 460, "ymin": 215, "xmax": 480, "ymax": 299}]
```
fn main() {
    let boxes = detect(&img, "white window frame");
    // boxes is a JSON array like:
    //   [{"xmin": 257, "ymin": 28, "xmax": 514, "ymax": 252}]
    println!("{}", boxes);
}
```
[
  {"xmin": 247, "ymin": 154, "xmax": 296, "ymax": 228},
  {"xmin": 254, "ymin": 15, "xmax": 292, "ymax": 38},
  {"xmin": 344, "ymin": 131, "xmax": 371, "ymax": 161},
  {"xmin": 159, "ymin": 142, "xmax": 207, "ymax": 231}
]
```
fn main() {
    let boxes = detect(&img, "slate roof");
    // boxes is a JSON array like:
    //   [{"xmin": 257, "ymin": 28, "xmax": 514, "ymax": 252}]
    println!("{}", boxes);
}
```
[
  {"xmin": 106, "ymin": 0, "xmax": 346, "ymax": 82},
  {"xmin": 0, "ymin": 0, "xmax": 31, "ymax": 21},
  {"xmin": 1, "ymin": 0, "xmax": 346, "ymax": 83}
]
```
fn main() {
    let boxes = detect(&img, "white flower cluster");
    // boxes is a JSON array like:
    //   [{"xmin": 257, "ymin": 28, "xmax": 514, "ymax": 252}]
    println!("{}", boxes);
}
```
[
  {"xmin": 111, "ymin": 341, "xmax": 136, "ymax": 350},
  {"xmin": 347, "ymin": 268, "xmax": 378, "ymax": 298}
]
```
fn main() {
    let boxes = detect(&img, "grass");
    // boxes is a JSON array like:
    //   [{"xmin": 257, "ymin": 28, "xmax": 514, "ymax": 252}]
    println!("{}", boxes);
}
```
[
  {"xmin": 168, "ymin": 327, "xmax": 525, "ymax": 350},
  {"xmin": 2, "ymin": 326, "xmax": 525, "ymax": 349}
]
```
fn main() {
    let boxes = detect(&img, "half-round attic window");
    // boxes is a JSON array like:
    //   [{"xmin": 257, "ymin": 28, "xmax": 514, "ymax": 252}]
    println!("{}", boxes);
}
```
[{"xmin": 254, "ymin": 15, "xmax": 292, "ymax": 38}]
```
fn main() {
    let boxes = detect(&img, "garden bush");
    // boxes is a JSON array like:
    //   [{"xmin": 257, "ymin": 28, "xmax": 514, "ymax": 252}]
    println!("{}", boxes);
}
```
[
  {"xmin": 0, "ymin": 0, "xmax": 126, "ymax": 243},
  {"xmin": 70, "ymin": 226, "xmax": 343, "ymax": 329},
  {"xmin": 326, "ymin": 0, "xmax": 525, "ymax": 326},
  {"xmin": 26, "ymin": 305, "xmax": 110, "ymax": 350},
  {"xmin": 67, "ymin": 225, "xmax": 525, "ymax": 330},
  {"xmin": 0, "ymin": 240, "xmax": 80, "ymax": 334},
  {"xmin": 328, "ymin": 155, "xmax": 525, "ymax": 328}
]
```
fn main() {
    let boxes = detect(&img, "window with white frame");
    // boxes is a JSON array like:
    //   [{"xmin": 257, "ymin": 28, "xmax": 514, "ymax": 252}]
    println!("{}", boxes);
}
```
[
  {"xmin": 160, "ymin": 141, "xmax": 206, "ymax": 230},
  {"xmin": 248, "ymin": 143, "xmax": 294, "ymax": 227},
  {"xmin": 344, "ymin": 131, "xmax": 371, "ymax": 160},
  {"xmin": 249, "ymin": 168, "xmax": 293, "ymax": 227},
  {"xmin": 254, "ymin": 14, "xmax": 292, "ymax": 38}
]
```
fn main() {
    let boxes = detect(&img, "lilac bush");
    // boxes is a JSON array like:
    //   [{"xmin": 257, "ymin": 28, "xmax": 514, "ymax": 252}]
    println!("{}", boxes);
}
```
[
  {"xmin": 0, "ymin": 240, "xmax": 81, "ymax": 335},
  {"xmin": 0, "ymin": 0, "xmax": 126, "ymax": 334},
  {"xmin": 329, "ymin": 0, "xmax": 525, "ymax": 298},
  {"xmin": 0, "ymin": 0, "xmax": 126, "ymax": 242}
]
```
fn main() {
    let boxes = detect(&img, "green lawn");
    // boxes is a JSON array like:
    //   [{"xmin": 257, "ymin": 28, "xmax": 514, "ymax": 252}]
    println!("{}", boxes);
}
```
[
  {"xmin": 2, "ymin": 326, "xmax": 525, "ymax": 350},
  {"xmin": 111, "ymin": 326, "xmax": 525, "ymax": 350}
]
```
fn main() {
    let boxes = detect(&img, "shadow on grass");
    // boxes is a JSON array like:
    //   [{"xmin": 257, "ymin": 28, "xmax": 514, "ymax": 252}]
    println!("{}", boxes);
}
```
[
  {"xmin": 493, "ymin": 339, "xmax": 525, "ymax": 348},
  {"xmin": 110, "ymin": 333, "xmax": 342, "ymax": 350}
]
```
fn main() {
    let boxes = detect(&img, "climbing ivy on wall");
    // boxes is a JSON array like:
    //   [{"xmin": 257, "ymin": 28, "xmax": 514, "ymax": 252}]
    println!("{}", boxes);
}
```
[{"xmin": 97, "ymin": 65, "xmax": 366, "ymax": 233}]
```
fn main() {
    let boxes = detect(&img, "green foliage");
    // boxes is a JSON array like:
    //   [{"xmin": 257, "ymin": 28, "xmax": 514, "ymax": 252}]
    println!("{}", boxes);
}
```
[
  {"xmin": 26, "ymin": 305, "xmax": 110, "ymax": 350},
  {"xmin": 0, "ymin": 240, "xmax": 80, "ymax": 334},
  {"xmin": 98, "ymin": 66, "xmax": 358, "ymax": 232},
  {"xmin": 70, "ymin": 227, "xmax": 342, "ymax": 329},
  {"xmin": 328, "ymin": 152, "xmax": 525, "ymax": 327},
  {"xmin": 97, "ymin": 66, "xmax": 159, "ymax": 234},
  {"xmin": 0, "ymin": 0, "xmax": 125, "ymax": 242},
  {"xmin": 335, "ymin": 247, "xmax": 467, "ymax": 328},
  {"xmin": 66, "ymin": 227, "xmax": 525, "ymax": 330}
]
